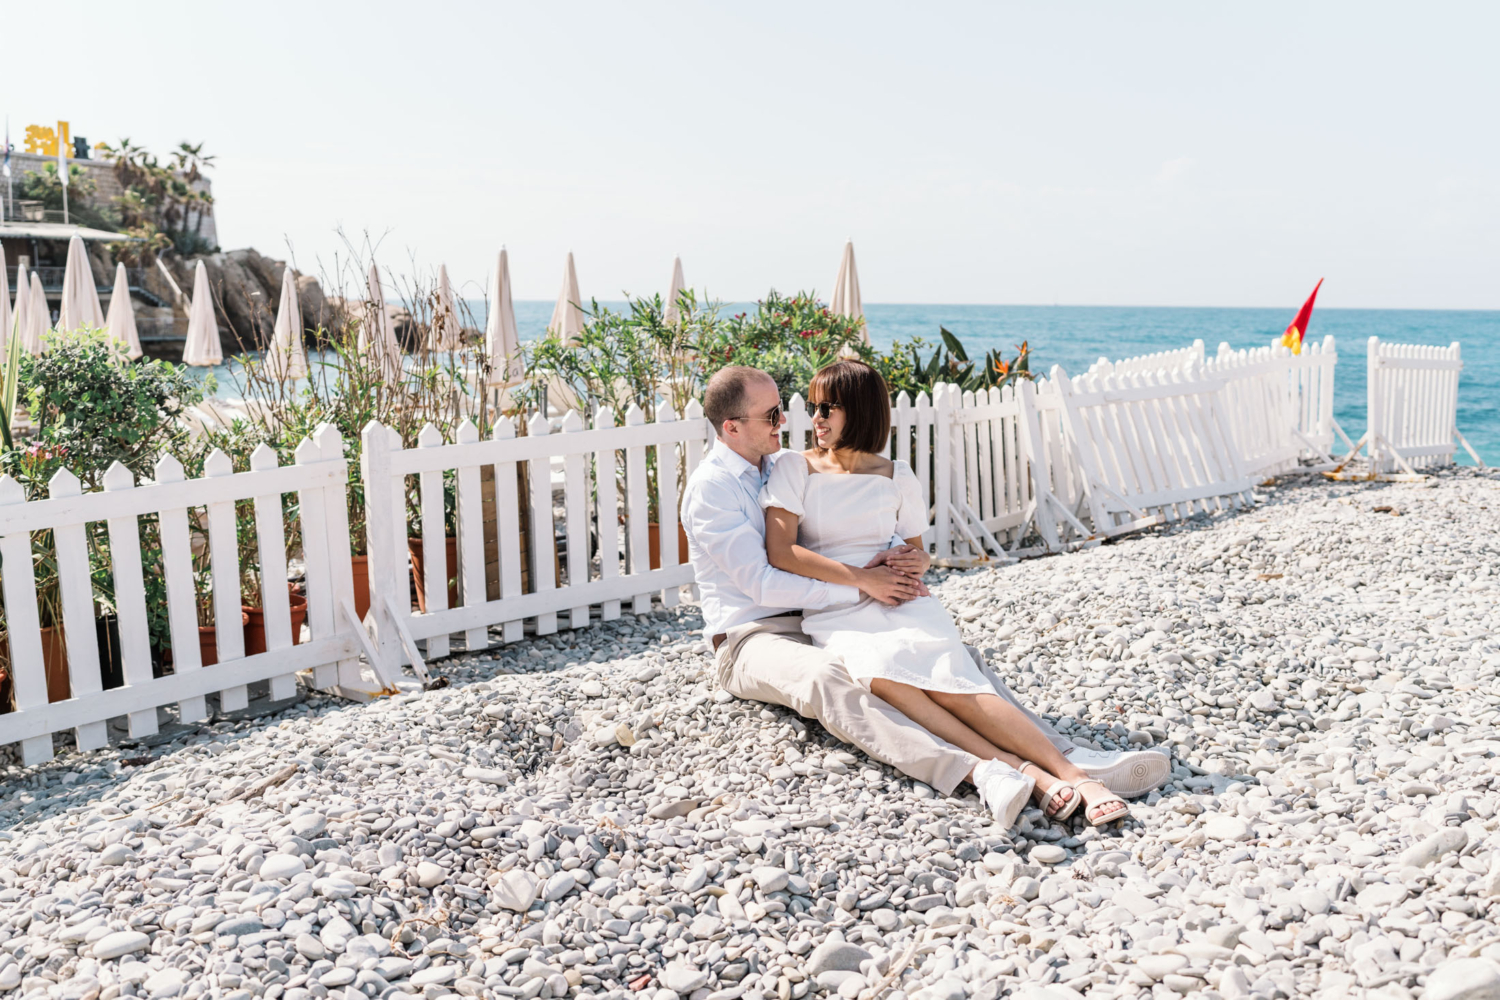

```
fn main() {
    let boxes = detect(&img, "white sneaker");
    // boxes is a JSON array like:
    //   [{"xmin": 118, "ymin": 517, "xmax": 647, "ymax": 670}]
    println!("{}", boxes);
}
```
[
  {"xmin": 1062, "ymin": 747, "xmax": 1171, "ymax": 798},
  {"xmin": 973, "ymin": 759, "xmax": 1036, "ymax": 828}
]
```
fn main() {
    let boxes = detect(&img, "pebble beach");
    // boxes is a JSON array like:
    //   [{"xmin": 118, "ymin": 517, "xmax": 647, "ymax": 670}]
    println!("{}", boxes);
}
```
[{"xmin": 2, "ymin": 468, "xmax": 1499, "ymax": 1000}]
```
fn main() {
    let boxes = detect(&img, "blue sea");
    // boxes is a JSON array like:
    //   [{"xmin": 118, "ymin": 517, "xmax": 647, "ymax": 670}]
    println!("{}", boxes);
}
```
[{"xmin": 206, "ymin": 302, "xmax": 1499, "ymax": 466}]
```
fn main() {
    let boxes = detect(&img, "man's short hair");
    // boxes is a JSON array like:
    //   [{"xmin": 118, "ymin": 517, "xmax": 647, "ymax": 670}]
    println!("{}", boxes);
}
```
[
  {"xmin": 704, "ymin": 366, "xmax": 771, "ymax": 437},
  {"xmin": 809, "ymin": 360, "xmax": 891, "ymax": 454}
]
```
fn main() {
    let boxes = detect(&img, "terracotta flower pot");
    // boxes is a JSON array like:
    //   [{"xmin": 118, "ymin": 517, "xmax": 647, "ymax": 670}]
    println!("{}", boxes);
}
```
[
  {"xmin": 242, "ymin": 591, "xmax": 309, "ymax": 655},
  {"xmin": 199, "ymin": 612, "xmax": 251, "ymax": 667},
  {"xmin": 40, "ymin": 626, "xmax": 70, "ymax": 703},
  {"xmin": 647, "ymin": 523, "xmax": 690, "ymax": 571},
  {"xmin": 409, "ymin": 535, "xmax": 460, "ymax": 612},
  {"xmin": 350, "ymin": 555, "xmax": 371, "ymax": 623}
]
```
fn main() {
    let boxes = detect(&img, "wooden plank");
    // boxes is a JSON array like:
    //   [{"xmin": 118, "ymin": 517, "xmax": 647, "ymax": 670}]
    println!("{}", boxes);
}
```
[
  {"xmin": 595, "ymin": 407, "xmax": 622, "ymax": 622},
  {"xmin": 561, "ymin": 410, "xmax": 591, "ymax": 629},
  {"xmin": 455, "ymin": 420, "xmax": 488, "ymax": 651},
  {"xmin": 0, "ymin": 462, "xmax": 344, "ymax": 538},
  {"xmin": 202, "ymin": 449, "xmax": 248, "ymax": 713},
  {"xmin": 102, "ymin": 463, "xmax": 158, "ymax": 738},
  {"xmin": 386, "ymin": 417, "xmax": 716, "ymax": 475},
  {"xmin": 491, "ymin": 418, "xmax": 525, "ymax": 642},
  {"xmin": 0, "ymin": 635, "xmax": 361, "ymax": 746},
  {"xmin": 295, "ymin": 435, "xmax": 338, "ymax": 692},
  {"xmin": 527, "ymin": 412, "xmax": 558, "ymax": 635},
  {"xmin": 0, "ymin": 475, "xmax": 55, "ymax": 765},
  {"xmin": 359, "ymin": 422, "xmax": 405, "ymax": 681},
  {"xmin": 154, "ymin": 454, "xmax": 207, "ymax": 725},
  {"xmin": 624, "ymin": 404, "xmax": 652, "ymax": 615},
  {"xmin": 655, "ymin": 406, "xmax": 680, "ymax": 608},
  {"xmin": 46, "ymin": 468, "xmax": 108, "ymax": 751},
  {"xmin": 417, "ymin": 423, "xmax": 449, "ymax": 660},
  {"xmin": 406, "ymin": 563, "xmax": 698, "ymax": 641},
  {"xmin": 249, "ymin": 443, "xmax": 297, "ymax": 702}
]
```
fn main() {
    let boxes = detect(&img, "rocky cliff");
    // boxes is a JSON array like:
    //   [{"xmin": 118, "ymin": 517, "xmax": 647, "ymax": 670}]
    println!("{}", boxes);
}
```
[{"xmin": 158, "ymin": 249, "xmax": 328, "ymax": 357}]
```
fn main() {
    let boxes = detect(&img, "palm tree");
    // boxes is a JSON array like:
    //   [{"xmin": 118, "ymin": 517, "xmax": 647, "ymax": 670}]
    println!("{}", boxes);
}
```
[{"xmin": 171, "ymin": 142, "xmax": 215, "ymax": 184}]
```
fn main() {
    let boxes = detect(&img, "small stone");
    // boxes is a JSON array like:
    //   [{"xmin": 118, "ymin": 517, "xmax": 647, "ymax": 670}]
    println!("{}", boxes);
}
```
[
  {"xmin": 93, "ymin": 930, "xmax": 151, "ymax": 960},
  {"xmin": 543, "ymin": 871, "xmax": 577, "ymax": 901},
  {"xmin": 581, "ymin": 680, "xmax": 604, "ymax": 698},
  {"xmin": 1205, "ymin": 923, "xmax": 1244, "ymax": 950},
  {"xmin": 1202, "ymin": 815, "xmax": 1251, "ymax": 842},
  {"xmin": 493, "ymin": 869, "xmax": 540, "ymax": 912},
  {"xmin": 661, "ymin": 964, "xmax": 710, "ymax": 994},
  {"xmin": 411, "ymin": 965, "xmax": 459, "ymax": 987},
  {"xmin": 462, "ymin": 766, "xmax": 509, "ymax": 786},
  {"xmin": 1138, "ymin": 954, "xmax": 1189, "ymax": 981},
  {"xmin": 416, "ymin": 861, "xmax": 447, "ymax": 888},
  {"xmin": 806, "ymin": 941, "xmax": 873, "ymax": 976},
  {"xmin": 648, "ymin": 798, "xmax": 700, "ymax": 820},
  {"xmin": 296, "ymin": 933, "xmax": 326, "ymax": 960},
  {"xmin": 1355, "ymin": 882, "xmax": 1409, "ymax": 908},
  {"xmin": 259, "ymin": 854, "xmax": 307, "ymax": 881},
  {"xmin": 98, "ymin": 843, "xmax": 137, "ymax": 866},
  {"xmin": 1424, "ymin": 959, "xmax": 1500, "ymax": 1000},
  {"xmin": 290, "ymin": 813, "xmax": 327, "ymax": 838},
  {"xmin": 1029, "ymin": 844, "xmax": 1067, "ymax": 865},
  {"xmin": 1010, "ymin": 877, "xmax": 1041, "ymax": 901},
  {"xmin": 1400, "ymin": 827, "xmax": 1467, "ymax": 868},
  {"xmin": 752, "ymin": 866, "xmax": 790, "ymax": 893}
]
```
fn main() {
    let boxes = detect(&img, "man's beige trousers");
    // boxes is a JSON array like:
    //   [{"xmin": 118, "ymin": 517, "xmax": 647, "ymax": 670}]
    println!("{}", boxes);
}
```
[{"xmin": 715, "ymin": 615, "xmax": 1073, "ymax": 796}]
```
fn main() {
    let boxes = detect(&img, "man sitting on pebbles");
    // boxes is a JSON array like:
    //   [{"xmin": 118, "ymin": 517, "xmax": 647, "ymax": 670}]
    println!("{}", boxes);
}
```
[{"xmin": 682, "ymin": 364, "xmax": 1170, "ymax": 829}]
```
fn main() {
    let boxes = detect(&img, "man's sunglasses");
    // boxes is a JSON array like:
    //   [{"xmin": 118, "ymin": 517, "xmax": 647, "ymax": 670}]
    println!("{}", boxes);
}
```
[
  {"xmin": 730, "ymin": 404, "xmax": 784, "ymax": 424},
  {"xmin": 812, "ymin": 401, "xmax": 843, "ymax": 419}
]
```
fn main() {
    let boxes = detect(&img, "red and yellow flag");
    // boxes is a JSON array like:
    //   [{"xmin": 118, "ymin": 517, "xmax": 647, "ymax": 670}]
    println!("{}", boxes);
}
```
[{"xmin": 1281, "ymin": 278, "xmax": 1323, "ymax": 355}]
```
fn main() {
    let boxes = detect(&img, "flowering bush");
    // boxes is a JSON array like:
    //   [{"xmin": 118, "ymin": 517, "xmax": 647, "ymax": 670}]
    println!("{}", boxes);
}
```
[{"xmin": 698, "ymin": 291, "xmax": 876, "ymax": 400}]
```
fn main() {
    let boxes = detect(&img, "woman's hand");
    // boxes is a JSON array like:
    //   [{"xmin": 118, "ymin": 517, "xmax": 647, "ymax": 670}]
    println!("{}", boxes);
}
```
[
  {"xmin": 866, "ymin": 543, "xmax": 931, "ymax": 579},
  {"xmin": 855, "ymin": 565, "xmax": 926, "ymax": 606}
]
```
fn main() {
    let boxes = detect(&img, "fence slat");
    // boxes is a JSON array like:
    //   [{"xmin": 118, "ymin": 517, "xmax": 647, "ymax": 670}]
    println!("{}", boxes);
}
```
[
  {"xmin": 655, "ymin": 407, "xmax": 681, "ymax": 609},
  {"xmin": 417, "ymin": 424, "xmax": 450, "ymax": 660},
  {"xmin": 249, "ymin": 444, "xmax": 297, "ymax": 702},
  {"xmin": 203, "ymin": 450, "xmax": 248, "ymax": 712},
  {"xmin": 624, "ymin": 405, "xmax": 651, "ymax": 615},
  {"xmin": 154, "ymin": 455, "xmax": 208, "ymax": 725},
  {"xmin": 102, "ymin": 463, "xmax": 158, "ymax": 737},
  {"xmin": 46, "ymin": 469, "xmax": 108, "ymax": 751},
  {"xmin": 527, "ymin": 412, "xmax": 558, "ymax": 635},
  {"xmin": 561, "ymin": 410, "xmax": 591, "ymax": 629},
  {"xmin": 595, "ymin": 407, "xmax": 622, "ymax": 622},
  {"xmin": 296, "ymin": 435, "xmax": 338, "ymax": 692},
  {"xmin": 455, "ymin": 420, "xmax": 488, "ymax": 652},
  {"xmin": 0, "ymin": 476, "xmax": 55, "ymax": 764},
  {"xmin": 492, "ymin": 418, "xmax": 525, "ymax": 643}
]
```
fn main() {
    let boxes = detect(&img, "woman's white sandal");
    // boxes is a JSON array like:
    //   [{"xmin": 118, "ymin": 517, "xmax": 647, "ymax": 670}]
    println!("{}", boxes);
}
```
[
  {"xmin": 1074, "ymin": 778, "xmax": 1131, "ymax": 826},
  {"xmin": 1020, "ymin": 762, "xmax": 1081, "ymax": 822}
]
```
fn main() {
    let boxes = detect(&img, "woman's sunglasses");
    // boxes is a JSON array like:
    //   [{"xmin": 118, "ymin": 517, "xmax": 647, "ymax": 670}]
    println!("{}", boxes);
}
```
[{"xmin": 812, "ymin": 401, "xmax": 844, "ymax": 419}]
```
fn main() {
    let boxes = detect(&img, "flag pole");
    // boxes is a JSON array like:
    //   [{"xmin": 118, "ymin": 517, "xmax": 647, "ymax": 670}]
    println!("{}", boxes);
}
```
[{"xmin": 57, "ymin": 136, "xmax": 69, "ymax": 225}]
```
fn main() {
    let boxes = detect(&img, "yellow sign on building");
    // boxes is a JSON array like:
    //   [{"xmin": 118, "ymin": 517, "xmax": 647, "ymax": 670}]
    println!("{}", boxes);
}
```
[{"xmin": 23, "ymin": 121, "xmax": 71, "ymax": 157}]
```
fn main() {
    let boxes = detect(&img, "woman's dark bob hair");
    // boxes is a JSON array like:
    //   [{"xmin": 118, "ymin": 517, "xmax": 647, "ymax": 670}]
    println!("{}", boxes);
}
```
[{"xmin": 808, "ymin": 360, "xmax": 891, "ymax": 455}]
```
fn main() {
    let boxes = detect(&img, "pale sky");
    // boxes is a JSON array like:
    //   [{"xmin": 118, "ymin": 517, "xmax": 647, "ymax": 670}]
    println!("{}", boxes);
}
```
[{"xmin": 8, "ymin": 2, "xmax": 1497, "ymax": 309}]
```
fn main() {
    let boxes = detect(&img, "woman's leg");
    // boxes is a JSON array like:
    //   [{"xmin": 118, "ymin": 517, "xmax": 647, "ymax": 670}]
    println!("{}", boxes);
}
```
[
  {"xmin": 870, "ymin": 679, "xmax": 1073, "ymax": 814},
  {"xmin": 926, "ymin": 690, "xmax": 1119, "ymax": 817}
]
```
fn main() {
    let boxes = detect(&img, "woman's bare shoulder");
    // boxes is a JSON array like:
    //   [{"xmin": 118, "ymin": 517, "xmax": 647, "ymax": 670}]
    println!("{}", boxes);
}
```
[{"xmin": 864, "ymin": 454, "xmax": 896, "ymax": 478}]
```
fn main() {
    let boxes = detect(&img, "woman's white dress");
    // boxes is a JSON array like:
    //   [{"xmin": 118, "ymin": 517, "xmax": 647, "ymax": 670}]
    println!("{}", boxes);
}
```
[{"xmin": 760, "ymin": 455, "xmax": 998, "ymax": 695}]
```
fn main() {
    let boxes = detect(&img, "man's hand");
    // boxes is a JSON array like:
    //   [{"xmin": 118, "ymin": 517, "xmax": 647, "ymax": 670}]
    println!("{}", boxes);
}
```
[
  {"xmin": 867, "ymin": 544, "xmax": 931, "ymax": 579},
  {"xmin": 855, "ymin": 565, "xmax": 926, "ymax": 606}
]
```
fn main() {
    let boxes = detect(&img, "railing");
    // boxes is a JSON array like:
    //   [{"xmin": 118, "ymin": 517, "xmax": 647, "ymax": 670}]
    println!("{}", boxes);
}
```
[
  {"xmin": 0, "ymin": 425, "xmax": 386, "ymax": 767},
  {"xmin": 6, "ymin": 266, "xmax": 147, "ymax": 293}
]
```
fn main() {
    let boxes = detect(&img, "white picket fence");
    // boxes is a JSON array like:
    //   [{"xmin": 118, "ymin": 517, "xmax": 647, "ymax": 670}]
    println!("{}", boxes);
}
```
[
  {"xmin": 358, "ymin": 405, "xmax": 715, "ymax": 680},
  {"xmin": 1362, "ymin": 338, "xmax": 1479, "ymax": 474},
  {"xmin": 0, "ymin": 425, "xmax": 387, "ymax": 767},
  {"xmin": 1203, "ymin": 335, "xmax": 1341, "ymax": 477}
]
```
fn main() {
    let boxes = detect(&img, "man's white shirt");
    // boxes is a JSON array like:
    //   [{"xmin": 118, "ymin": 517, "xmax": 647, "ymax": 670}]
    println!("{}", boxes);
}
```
[{"xmin": 682, "ymin": 439, "xmax": 859, "ymax": 638}]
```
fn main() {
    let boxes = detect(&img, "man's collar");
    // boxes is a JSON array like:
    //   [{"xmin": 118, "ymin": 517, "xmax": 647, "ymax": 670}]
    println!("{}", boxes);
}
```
[{"xmin": 711, "ymin": 438, "xmax": 764, "ymax": 480}]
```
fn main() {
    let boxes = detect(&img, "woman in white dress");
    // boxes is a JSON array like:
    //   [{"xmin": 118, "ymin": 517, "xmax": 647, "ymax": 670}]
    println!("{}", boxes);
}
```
[{"xmin": 760, "ymin": 361, "xmax": 1129, "ymax": 827}]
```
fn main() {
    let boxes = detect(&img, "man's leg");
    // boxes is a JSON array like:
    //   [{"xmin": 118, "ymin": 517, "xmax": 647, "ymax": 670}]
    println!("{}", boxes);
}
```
[{"xmin": 718, "ymin": 618, "xmax": 979, "ymax": 795}]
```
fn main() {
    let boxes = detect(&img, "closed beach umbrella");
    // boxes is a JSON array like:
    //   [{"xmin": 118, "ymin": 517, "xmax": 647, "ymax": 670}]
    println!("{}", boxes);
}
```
[
  {"xmin": 11, "ymin": 261, "xmax": 28, "ymax": 351},
  {"xmin": 663, "ymin": 255, "xmax": 686, "ymax": 326},
  {"xmin": 266, "ymin": 267, "xmax": 308, "ymax": 380},
  {"xmin": 105, "ymin": 263, "xmax": 143, "ymax": 359},
  {"xmin": 548, "ymin": 252, "xmax": 586, "ymax": 343},
  {"xmin": 430, "ymin": 264, "xmax": 461, "ymax": 352},
  {"xmin": 358, "ymin": 262, "xmax": 402, "ymax": 381},
  {"xmin": 22, "ymin": 272, "xmax": 48, "ymax": 354},
  {"xmin": 59, "ymin": 235, "xmax": 105, "ymax": 333},
  {"xmin": 830, "ymin": 239, "xmax": 868, "ymax": 351},
  {"xmin": 485, "ymin": 248, "xmax": 522, "ymax": 388},
  {"xmin": 0, "ymin": 247, "xmax": 11, "ymax": 350},
  {"xmin": 182, "ymin": 260, "xmax": 222, "ymax": 366}
]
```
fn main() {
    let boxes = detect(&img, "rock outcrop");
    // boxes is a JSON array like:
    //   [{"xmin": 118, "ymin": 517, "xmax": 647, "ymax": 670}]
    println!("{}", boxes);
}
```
[{"xmin": 159, "ymin": 249, "xmax": 328, "ymax": 359}]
